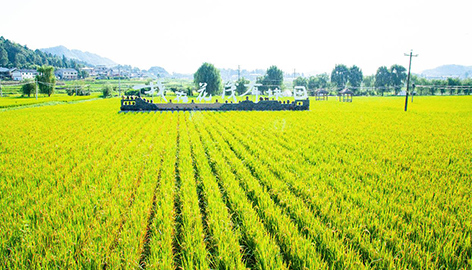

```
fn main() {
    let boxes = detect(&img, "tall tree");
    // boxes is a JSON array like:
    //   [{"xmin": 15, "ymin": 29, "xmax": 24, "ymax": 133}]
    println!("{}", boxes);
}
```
[
  {"xmin": 330, "ymin": 64, "xmax": 349, "ymax": 90},
  {"xmin": 390, "ymin": 64, "xmax": 407, "ymax": 95},
  {"xmin": 293, "ymin": 76, "xmax": 307, "ymax": 88},
  {"xmin": 235, "ymin": 77, "xmax": 250, "ymax": 95},
  {"xmin": 463, "ymin": 78, "xmax": 472, "ymax": 95},
  {"xmin": 36, "ymin": 66, "xmax": 56, "ymax": 97},
  {"xmin": 411, "ymin": 75, "xmax": 429, "ymax": 95},
  {"xmin": 348, "ymin": 65, "xmax": 363, "ymax": 93},
  {"xmin": 0, "ymin": 47, "xmax": 8, "ymax": 66},
  {"xmin": 307, "ymin": 76, "xmax": 317, "ymax": 90},
  {"xmin": 362, "ymin": 75, "xmax": 375, "ymax": 95},
  {"xmin": 446, "ymin": 77, "xmax": 461, "ymax": 95},
  {"xmin": 375, "ymin": 66, "xmax": 390, "ymax": 96},
  {"xmin": 14, "ymin": 53, "xmax": 27, "ymax": 67},
  {"xmin": 319, "ymin": 73, "xmax": 329, "ymax": 88},
  {"xmin": 21, "ymin": 80, "xmax": 36, "ymax": 97},
  {"xmin": 194, "ymin": 62, "xmax": 222, "ymax": 95},
  {"xmin": 102, "ymin": 84, "xmax": 113, "ymax": 98},
  {"xmin": 261, "ymin": 65, "xmax": 284, "ymax": 93},
  {"xmin": 431, "ymin": 79, "xmax": 447, "ymax": 95},
  {"xmin": 308, "ymin": 73, "xmax": 329, "ymax": 90}
]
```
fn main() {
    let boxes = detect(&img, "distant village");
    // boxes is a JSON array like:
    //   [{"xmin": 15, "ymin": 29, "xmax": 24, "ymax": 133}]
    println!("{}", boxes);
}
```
[
  {"xmin": 0, "ymin": 65, "xmax": 184, "ymax": 81},
  {"xmin": 0, "ymin": 64, "xmax": 274, "ymax": 83}
]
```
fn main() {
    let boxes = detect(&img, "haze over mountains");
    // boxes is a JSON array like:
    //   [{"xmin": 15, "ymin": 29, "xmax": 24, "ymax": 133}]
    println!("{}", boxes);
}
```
[
  {"xmin": 40, "ymin": 46, "xmax": 117, "ymax": 67},
  {"xmin": 419, "ymin": 65, "xmax": 472, "ymax": 79}
]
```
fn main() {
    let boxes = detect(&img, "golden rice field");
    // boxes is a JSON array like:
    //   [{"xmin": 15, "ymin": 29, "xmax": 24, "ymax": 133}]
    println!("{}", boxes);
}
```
[
  {"xmin": 0, "ymin": 94, "xmax": 99, "ymax": 109},
  {"xmin": 0, "ymin": 96, "xmax": 471, "ymax": 269}
]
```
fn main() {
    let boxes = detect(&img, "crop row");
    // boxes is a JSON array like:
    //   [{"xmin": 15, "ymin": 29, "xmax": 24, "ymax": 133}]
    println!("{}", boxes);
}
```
[
  {"xmin": 204, "ymin": 109, "xmax": 471, "ymax": 269},
  {"xmin": 1, "ymin": 97, "xmax": 471, "ymax": 269}
]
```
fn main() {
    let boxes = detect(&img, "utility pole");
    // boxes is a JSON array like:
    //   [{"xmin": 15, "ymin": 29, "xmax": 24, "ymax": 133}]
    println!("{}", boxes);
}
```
[
  {"xmin": 35, "ymin": 80, "xmax": 38, "ymax": 100},
  {"xmin": 238, "ymin": 65, "xmax": 240, "ymax": 81},
  {"xmin": 118, "ymin": 67, "xmax": 121, "ymax": 96},
  {"xmin": 404, "ymin": 50, "xmax": 418, "ymax": 112},
  {"xmin": 0, "ymin": 79, "xmax": 2, "ymax": 97}
]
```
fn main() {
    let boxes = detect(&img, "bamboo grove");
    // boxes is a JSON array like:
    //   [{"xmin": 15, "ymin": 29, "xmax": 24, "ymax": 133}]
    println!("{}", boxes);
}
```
[{"xmin": 0, "ymin": 96, "xmax": 471, "ymax": 269}]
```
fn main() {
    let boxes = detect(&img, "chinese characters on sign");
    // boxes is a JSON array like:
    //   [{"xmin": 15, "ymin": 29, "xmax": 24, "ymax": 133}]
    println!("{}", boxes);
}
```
[
  {"xmin": 196, "ymin": 83, "xmax": 212, "ymax": 102},
  {"xmin": 133, "ymin": 80, "xmax": 167, "ymax": 102},
  {"xmin": 293, "ymin": 86, "xmax": 308, "ymax": 100},
  {"xmin": 268, "ymin": 88, "xmax": 283, "ymax": 100},
  {"xmin": 240, "ymin": 81, "xmax": 262, "ymax": 102},
  {"xmin": 174, "ymin": 91, "xmax": 188, "ymax": 103},
  {"xmin": 222, "ymin": 82, "xmax": 237, "ymax": 103},
  {"xmin": 131, "ymin": 81, "xmax": 309, "ymax": 103}
]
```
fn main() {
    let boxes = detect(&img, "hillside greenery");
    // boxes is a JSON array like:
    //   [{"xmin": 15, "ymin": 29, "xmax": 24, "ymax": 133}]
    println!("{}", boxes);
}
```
[{"xmin": 0, "ymin": 36, "xmax": 84, "ymax": 69}]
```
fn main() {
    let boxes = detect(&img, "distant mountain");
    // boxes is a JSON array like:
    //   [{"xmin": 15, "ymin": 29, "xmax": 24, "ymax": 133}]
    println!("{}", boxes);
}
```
[
  {"xmin": 420, "ymin": 65, "xmax": 472, "ymax": 79},
  {"xmin": 148, "ymin": 66, "xmax": 170, "ymax": 78},
  {"xmin": 40, "ymin": 46, "xmax": 117, "ymax": 67},
  {"xmin": 0, "ymin": 36, "xmax": 83, "ymax": 69}
]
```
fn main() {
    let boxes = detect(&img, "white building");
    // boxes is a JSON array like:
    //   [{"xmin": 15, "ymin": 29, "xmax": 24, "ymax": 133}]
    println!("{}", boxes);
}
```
[
  {"xmin": 55, "ymin": 68, "xmax": 78, "ymax": 80},
  {"xmin": 11, "ymin": 69, "xmax": 38, "ymax": 81}
]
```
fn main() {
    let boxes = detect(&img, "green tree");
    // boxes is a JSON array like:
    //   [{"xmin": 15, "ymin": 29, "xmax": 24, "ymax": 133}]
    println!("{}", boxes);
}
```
[
  {"xmin": 330, "ymin": 64, "xmax": 349, "ymax": 90},
  {"xmin": 362, "ymin": 75, "xmax": 375, "ymax": 95},
  {"xmin": 375, "ymin": 66, "xmax": 390, "ymax": 96},
  {"xmin": 235, "ymin": 77, "xmax": 250, "ymax": 95},
  {"xmin": 431, "ymin": 79, "xmax": 446, "ymax": 95},
  {"xmin": 308, "ymin": 73, "xmax": 329, "ymax": 90},
  {"xmin": 411, "ymin": 75, "xmax": 429, "ymax": 95},
  {"xmin": 390, "ymin": 64, "xmax": 407, "ymax": 95},
  {"xmin": 78, "ymin": 69, "xmax": 89, "ymax": 79},
  {"xmin": 307, "ymin": 76, "xmax": 317, "ymax": 90},
  {"xmin": 293, "ymin": 76, "xmax": 307, "ymax": 88},
  {"xmin": 260, "ymin": 65, "xmax": 284, "ymax": 93},
  {"xmin": 446, "ymin": 77, "xmax": 461, "ymax": 95},
  {"xmin": 14, "ymin": 53, "xmax": 27, "ymax": 67},
  {"xmin": 256, "ymin": 76, "xmax": 265, "ymax": 92},
  {"xmin": 348, "ymin": 65, "xmax": 363, "ymax": 93},
  {"xmin": 462, "ymin": 78, "xmax": 472, "ymax": 95},
  {"xmin": 102, "ymin": 84, "xmax": 113, "ymax": 98},
  {"xmin": 21, "ymin": 80, "xmax": 36, "ymax": 97},
  {"xmin": 36, "ymin": 66, "xmax": 56, "ymax": 97},
  {"xmin": 0, "ymin": 47, "xmax": 8, "ymax": 66},
  {"xmin": 62, "ymin": 55, "xmax": 69, "ymax": 68},
  {"xmin": 194, "ymin": 62, "xmax": 222, "ymax": 95}
]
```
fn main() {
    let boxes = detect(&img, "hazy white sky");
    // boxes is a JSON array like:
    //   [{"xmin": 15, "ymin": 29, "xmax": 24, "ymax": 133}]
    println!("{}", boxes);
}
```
[{"xmin": 2, "ymin": 0, "xmax": 471, "ymax": 75}]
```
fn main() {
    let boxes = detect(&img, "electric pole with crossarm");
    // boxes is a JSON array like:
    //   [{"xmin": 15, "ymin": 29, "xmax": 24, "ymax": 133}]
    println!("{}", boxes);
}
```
[{"xmin": 404, "ymin": 50, "xmax": 418, "ymax": 111}]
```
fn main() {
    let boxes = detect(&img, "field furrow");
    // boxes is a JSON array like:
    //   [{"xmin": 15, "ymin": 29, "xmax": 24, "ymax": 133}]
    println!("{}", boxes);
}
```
[
  {"xmin": 194, "ymin": 117, "xmax": 288, "ymax": 270},
  {"xmin": 1, "ymin": 97, "xmax": 471, "ymax": 269},
  {"xmin": 187, "ymin": 112, "xmax": 247, "ymax": 270}
]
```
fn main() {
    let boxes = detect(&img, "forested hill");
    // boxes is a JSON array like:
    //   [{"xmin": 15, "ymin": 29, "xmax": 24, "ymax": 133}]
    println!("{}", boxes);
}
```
[
  {"xmin": 40, "ymin": 46, "xmax": 117, "ymax": 67},
  {"xmin": 0, "ymin": 36, "xmax": 85, "ymax": 69}
]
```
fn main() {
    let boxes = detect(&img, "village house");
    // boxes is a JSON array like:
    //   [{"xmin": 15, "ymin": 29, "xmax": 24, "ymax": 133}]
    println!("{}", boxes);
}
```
[
  {"xmin": 80, "ymin": 67, "xmax": 95, "ymax": 77},
  {"xmin": 11, "ymin": 69, "xmax": 38, "ymax": 81},
  {"xmin": 0, "ymin": 67, "xmax": 15, "ymax": 79},
  {"xmin": 55, "ymin": 68, "xmax": 78, "ymax": 80}
]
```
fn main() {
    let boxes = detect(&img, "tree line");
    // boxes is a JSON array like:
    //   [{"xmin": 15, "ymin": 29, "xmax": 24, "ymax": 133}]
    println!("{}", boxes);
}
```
[
  {"xmin": 294, "ymin": 64, "xmax": 472, "ymax": 96},
  {"xmin": 194, "ymin": 63, "xmax": 286, "ymax": 96},
  {"xmin": 194, "ymin": 62, "xmax": 472, "ymax": 96}
]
